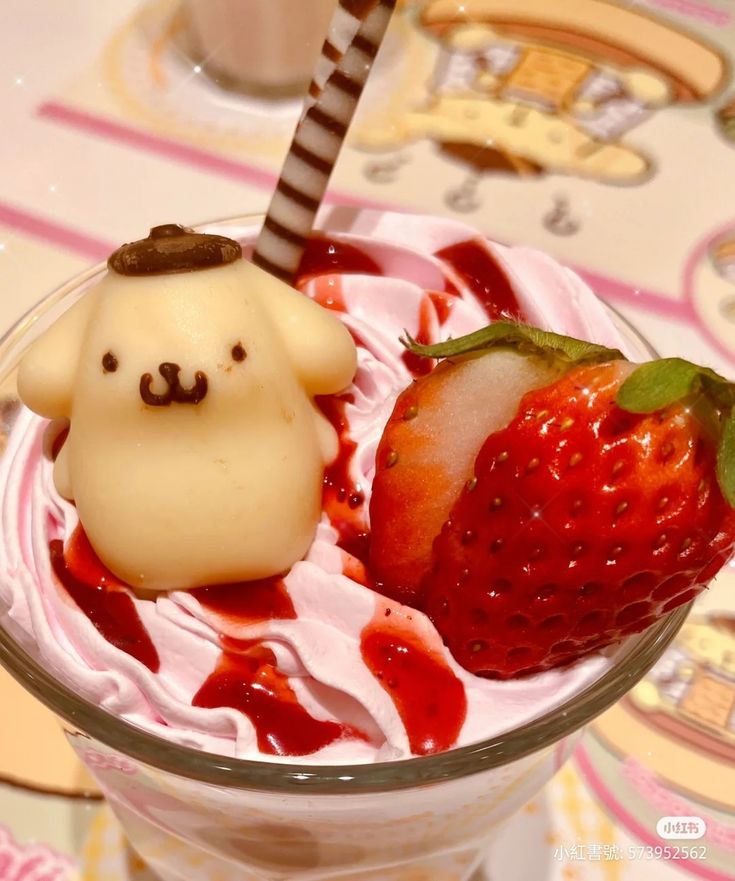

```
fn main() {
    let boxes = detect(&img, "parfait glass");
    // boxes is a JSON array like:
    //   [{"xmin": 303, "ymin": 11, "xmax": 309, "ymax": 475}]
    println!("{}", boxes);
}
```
[{"xmin": 0, "ymin": 216, "xmax": 688, "ymax": 881}]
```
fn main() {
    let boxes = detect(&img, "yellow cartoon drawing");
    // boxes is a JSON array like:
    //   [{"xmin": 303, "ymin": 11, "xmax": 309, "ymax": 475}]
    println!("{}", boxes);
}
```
[
  {"xmin": 630, "ymin": 613, "xmax": 735, "ymax": 757},
  {"xmin": 711, "ymin": 234, "xmax": 735, "ymax": 286},
  {"xmin": 683, "ymin": 227, "xmax": 735, "ymax": 361},
  {"xmin": 364, "ymin": 0, "xmax": 727, "ymax": 184},
  {"xmin": 590, "ymin": 610, "xmax": 735, "ymax": 813}
]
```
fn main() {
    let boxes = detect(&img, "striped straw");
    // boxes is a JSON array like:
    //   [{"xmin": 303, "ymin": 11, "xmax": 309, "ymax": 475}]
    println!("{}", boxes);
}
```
[
  {"xmin": 306, "ymin": 1, "xmax": 376, "ymax": 109},
  {"xmin": 253, "ymin": 0, "xmax": 397, "ymax": 283}
]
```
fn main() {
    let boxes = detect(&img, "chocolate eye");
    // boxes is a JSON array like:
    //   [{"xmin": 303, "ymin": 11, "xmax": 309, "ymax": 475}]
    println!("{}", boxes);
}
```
[
  {"xmin": 102, "ymin": 351, "xmax": 118, "ymax": 373},
  {"xmin": 231, "ymin": 342, "xmax": 247, "ymax": 362}
]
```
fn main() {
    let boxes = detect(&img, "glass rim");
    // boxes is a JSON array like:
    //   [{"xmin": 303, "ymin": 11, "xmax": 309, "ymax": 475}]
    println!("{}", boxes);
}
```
[{"xmin": 0, "ymin": 213, "xmax": 689, "ymax": 794}]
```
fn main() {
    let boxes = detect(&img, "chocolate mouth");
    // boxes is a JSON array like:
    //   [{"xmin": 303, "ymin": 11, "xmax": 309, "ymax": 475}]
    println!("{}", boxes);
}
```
[{"xmin": 140, "ymin": 363, "xmax": 208, "ymax": 406}]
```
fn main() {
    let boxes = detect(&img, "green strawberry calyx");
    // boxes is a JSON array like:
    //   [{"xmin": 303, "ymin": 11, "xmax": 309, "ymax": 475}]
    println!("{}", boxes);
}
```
[
  {"xmin": 402, "ymin": 322, "xmax": 735, "ymax": 507},
  {"xmin": 616, "ymin": 358, "xmax": 735, "ymax": 508},
  {"xmin": 401, "ymin": 320, "xmax": 625, "ymax": 366}
]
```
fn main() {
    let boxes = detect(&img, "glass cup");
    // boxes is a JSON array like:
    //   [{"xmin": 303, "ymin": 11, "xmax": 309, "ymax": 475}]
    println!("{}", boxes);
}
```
[
  {"xmin": 0, "ymin": 216, "xmax": 689, "ymax": 881},
  {"xmin": 180, "ymin": 0, "xmax": 338, "ymax": 97}
]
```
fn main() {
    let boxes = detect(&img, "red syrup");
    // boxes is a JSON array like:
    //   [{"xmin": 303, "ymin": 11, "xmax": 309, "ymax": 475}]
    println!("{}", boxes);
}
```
[
  {"xmin": 436, "ymin": 240, "xmax": 526, "ymax": 322},
  {"xmin": 50, "ymin": 527, "xmax": 160, "ymax": 672},
  {"xmin": 297, "ymin": 236, "xmax": 381, "ymax": 281},
  {"xmin": 428, "ymin": 290, "xmax": 454, "ymax": 326},
  {"xmin": 193, "ymin": 641, "xmax": 366, "ymax": 756},
  {"xmin": 361, "ymin": 604, "xmax": 467, "ymax": 755},
  {"xmin": 192, "ymin": 577, "xmax": 296, "ymax": 624},
  {"xmin": 50, "ymin": 425, "xmax": 69, "ymax": 461},
  {"xmin": 401, "ymin": 294, "xmax": 436, "ymax": 378},
  {"xmin": 296, "ymin": 236, "xmax": 459, "ymax": 379},
  {"xmin": 302, "ymin": 276, "xmax": 347, "ymax": 313},
  {"xmin": 316, "ymin": 393, "xmax": 370, "ymax": 568}
]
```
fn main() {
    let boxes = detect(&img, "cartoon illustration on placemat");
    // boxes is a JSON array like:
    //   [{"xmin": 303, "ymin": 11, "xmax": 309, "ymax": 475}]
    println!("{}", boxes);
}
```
[
  {"xmin": 712, "ymin": 231, "xmax": 735, "ymax": 286},
  {"xmin": 581, "ymin": 596, "xmax": 735, "ymax": 878},
  {"xmin": 590, "ymin": 608, "xmax": 735, "ymax": 808},
  {"xmin": 684, "ymin": 223, "xmax": 735, "ymax": 365},
  {"xmin": 715, "ymin": 93, "xmax": 735, "ymax": 143},
  {"xmin": 358, "ymin": 0, "xmax": 727, "ymax": 187},
  {"xmin": 629, "ymin": 613, "xmax": 735, "ymax": 763}
]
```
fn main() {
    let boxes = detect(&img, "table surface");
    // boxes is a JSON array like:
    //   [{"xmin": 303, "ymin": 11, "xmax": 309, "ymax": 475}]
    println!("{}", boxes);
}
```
[{"xmin": 0, "ymin": 1, "xmax": 734, "ymax": 879}]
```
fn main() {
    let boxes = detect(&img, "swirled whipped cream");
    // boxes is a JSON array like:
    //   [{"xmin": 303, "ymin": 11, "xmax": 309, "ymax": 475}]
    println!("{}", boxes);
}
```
[{"xmin": 0, "ymin": 210, "xmax": 636, "ymax": 763}]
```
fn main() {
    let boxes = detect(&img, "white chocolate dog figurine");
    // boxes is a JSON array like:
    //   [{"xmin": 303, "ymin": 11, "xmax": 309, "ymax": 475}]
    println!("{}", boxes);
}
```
[{"xmin": 18, "ymin": 226, "xmax": 357, "ymax": 591}]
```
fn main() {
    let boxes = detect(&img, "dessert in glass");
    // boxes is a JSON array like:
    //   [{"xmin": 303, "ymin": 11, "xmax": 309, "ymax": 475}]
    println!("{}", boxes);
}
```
[{"xmin": 0, "ymin": 209, "xmax": 727, "ymax": 881}]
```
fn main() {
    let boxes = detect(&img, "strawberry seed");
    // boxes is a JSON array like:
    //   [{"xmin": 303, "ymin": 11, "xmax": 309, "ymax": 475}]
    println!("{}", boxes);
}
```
[
  {"xmin": 536, "ymin": 583, "xmax": 557, "ymax": 600},
  {"xmin": 579, "ymin": 581, "xmax": 602, "ymax": 597},
  {"xmin": 402, "ymin": 405, "xmax": 418, "ymax": 420},
  {"xmin": 611, "ymin": 459, "xmax": 626, "ymax": 478}
]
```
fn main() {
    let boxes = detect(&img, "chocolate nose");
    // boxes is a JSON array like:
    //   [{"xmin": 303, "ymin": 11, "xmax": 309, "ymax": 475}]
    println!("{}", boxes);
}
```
[{"xmin": 140, "ymin": 363, "xmax": 208, "ymax": 407}]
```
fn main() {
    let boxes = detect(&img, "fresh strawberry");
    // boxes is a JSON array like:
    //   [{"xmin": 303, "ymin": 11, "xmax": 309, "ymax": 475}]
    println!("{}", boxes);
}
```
[
  {"xmin": 403, "ymin": 325, "xmax": 735, "ymax": 679},
  {"xmin": 369, "ymin": 348, "xmax": 560, "ymax": 604}
]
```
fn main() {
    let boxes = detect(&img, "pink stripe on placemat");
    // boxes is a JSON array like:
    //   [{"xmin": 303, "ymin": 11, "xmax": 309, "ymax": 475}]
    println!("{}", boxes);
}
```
[
  {"xmin": 37, "ymin": 100, "xmax": 396, "ymax": 211},
  {"xmin": 573, "ymin": 268, "xmax": 693, "ymax": 321},
  {"xmin": 575, "ymin": 744, "xmax": 734, "ymax": 881},
  {"xmin": 0, "ymin": 200, "xmax": 113, "ymax": 260}
]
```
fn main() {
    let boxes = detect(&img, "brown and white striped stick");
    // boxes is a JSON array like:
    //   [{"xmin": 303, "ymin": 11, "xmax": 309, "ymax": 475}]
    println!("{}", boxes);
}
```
[
  {"xmin": 306, "ymin": 0, "xmax": 376, "ymax": 110},
  {"xmin": 253, "ymin": 0, "xmax": 397, "ymax": 283}
]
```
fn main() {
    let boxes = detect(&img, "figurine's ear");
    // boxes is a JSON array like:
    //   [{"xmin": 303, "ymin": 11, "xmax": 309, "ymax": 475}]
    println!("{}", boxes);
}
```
[
  {"xmin": 262, "ymin": 283, "xmax": 357, "ymax": 395},
  {"xmin": 17, "ymin": 294, "xmax": 95, "ymax": 419}
]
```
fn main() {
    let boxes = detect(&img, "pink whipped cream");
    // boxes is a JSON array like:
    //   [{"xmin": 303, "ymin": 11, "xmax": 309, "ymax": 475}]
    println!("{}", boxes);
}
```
[{"xmin": 0, "ymin": 210, "xmax": 637, "ymax": 763}]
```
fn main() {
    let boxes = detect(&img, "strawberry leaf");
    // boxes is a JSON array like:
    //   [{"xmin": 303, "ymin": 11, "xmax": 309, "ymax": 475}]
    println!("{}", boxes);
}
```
[
  {"xmin": 401, "ymin": 322, "xmax": 624, "ymax": 365},
  {"xmin": 617, "ymin": 359, "xmax": 735, "ymax": 413},
  {"xmin": 616, "ymin": 359, "xmax": 702, "ymax": 413},
  {"xmin": 717, "ymin": 410, "xmax": 735, "ymax": 507}
]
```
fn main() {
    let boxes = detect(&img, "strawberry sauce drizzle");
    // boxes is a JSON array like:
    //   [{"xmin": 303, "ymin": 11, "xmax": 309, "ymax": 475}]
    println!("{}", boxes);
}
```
[
  {"xmin": 436, "ymin": 240, "xmax": 525, "ymax": 321},
  {"xmin": 428, "ymin": 290, "xmax": 454, "ymax": 325},
  {"xmin": 316, "ymin": 393, "xmax": 370, "ymax": 566},
  {"xmin": 303, "ymin": 276, "xmax": 347, "ymax": 312},
  {"xmin": 298, "ymin": 236, "xmax": 381, "ymax": 281},
  {"xmin": 192, "ymin": 578, "xmax": 295, "ymax": 623},
  {"xmin": 401, "ymin": 295, "xmax": 436, "ymax": 377},
  {"xmin": 361, "ymin": 603, "xmax": 467, "ymax": 755},
  {"xmin": 50, "ymin": 425, "xmax": 69, "ymax": 461},
  {"xmin": 50, "ymin": 527, "xmax": 160, "ymax": 672},
  {"xmin": 193, "ymin": 641, "xmax": 365, "ymax": 756}
]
